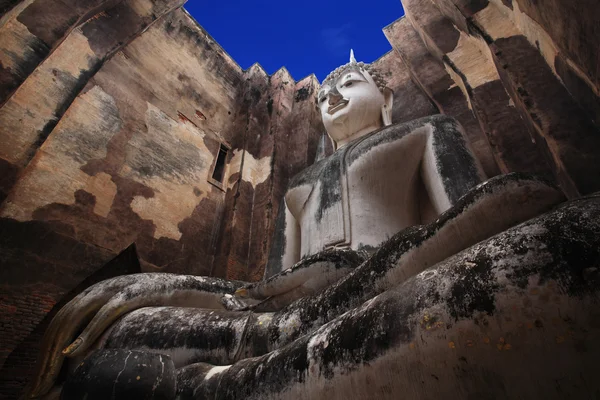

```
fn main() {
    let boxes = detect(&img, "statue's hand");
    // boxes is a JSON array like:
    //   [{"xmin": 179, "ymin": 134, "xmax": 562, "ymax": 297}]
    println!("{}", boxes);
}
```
[
  {"xmin": 30, "ymin": 273, "xmax": 243, "ymax": 398},
  {"xmin": 220, "ymin": 293, "xmax": 258, "ymax": 311},
  {"xmin": 234, "ymin": 249, "xmax": 366, "ymax": 311}
]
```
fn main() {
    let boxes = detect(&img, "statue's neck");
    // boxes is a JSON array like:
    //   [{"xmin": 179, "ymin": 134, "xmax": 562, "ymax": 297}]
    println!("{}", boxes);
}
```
[{"xmin": 336, "ymin": 121, "xmax": 384, "ymax": 149}]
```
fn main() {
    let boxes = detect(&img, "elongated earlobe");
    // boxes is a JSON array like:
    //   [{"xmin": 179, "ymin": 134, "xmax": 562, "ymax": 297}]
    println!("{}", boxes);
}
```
[{"xmin": 381, "ymin": 87, "xmax": 394, "ymax": 126}]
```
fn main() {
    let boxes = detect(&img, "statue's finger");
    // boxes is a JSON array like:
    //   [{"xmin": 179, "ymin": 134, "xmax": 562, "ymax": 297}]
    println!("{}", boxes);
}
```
[
  {"xmin": 63, "ymin": 275, "xmax": 244, "ymax": 358},
  {"xmin": 29, "ymin": 274, "xmax": 142, "ymax": 398},
  {"xmin": 243, "ymin": 249, "xmax": 365, "ymax": 299}
]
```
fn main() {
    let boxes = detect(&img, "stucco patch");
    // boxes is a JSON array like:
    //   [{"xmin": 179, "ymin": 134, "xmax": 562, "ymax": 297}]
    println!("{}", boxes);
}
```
[
  {"xmin": 474, "ymin": 2, "xmax": 520, "ymax": 40},
  {"xmin": 127, "ymin": 103, "xmax": 213, "ymax": 240},
  {"xmin": 84, "ymin": 172, "xmax": 117, "ymax": 217},
  {"xmin": 46, "ymin": 30, "xmax": 96, "ymax": 77},
  {"xmin": 446, "ymin": 32, "xmax": 499, "ymax": 89},
  {"xmin": 228, "ymin": 150, "xmax": 271, "ymax": 189}
]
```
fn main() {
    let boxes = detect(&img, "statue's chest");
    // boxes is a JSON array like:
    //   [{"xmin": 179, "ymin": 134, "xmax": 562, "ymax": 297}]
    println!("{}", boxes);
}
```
[
  {"xmin": 286, "ymin": 151, "xmax": 347, "ymax": 254},
  {"xmin": 290, "ymin": 131, "xmax": 427, "ymax": 256}
]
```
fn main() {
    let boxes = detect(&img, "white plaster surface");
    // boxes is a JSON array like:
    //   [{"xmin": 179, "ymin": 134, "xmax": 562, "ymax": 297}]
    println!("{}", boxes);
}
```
[
  {"xmin": 228, "ymin": 149, "xmax": 272, "ymax": 189},
  {"xmin": 128, "ymin": 103, "xmax": 211, "ymax": 240}
]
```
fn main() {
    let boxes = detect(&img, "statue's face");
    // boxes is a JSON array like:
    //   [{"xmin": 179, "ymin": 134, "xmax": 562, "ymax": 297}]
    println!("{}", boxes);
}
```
[{"xmin": 318, "ymin": 68, "xmax": 386, "ymax": 146}]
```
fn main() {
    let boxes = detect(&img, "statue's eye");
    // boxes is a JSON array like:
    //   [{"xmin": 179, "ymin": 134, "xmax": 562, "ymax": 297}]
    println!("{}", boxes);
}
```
[{"xmin": 343, "ymin": 81, "xmax": 354, "ymax": 87}]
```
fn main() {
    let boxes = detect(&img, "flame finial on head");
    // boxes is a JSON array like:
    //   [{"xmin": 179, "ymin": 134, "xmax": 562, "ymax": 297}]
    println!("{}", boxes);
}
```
[{"xmin": 350, "ymin": 49, "xmax": 357, "ymax": 64}]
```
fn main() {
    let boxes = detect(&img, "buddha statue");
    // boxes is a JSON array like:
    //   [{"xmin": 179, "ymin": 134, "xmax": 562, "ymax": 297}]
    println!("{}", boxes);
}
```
[
  {"xmin": 28, "ymin": 53, "xmax": 600, "ymax": 400},
  {"xmin": 267, "ymin": 50, "xmax": 487, "ymax": 276}
]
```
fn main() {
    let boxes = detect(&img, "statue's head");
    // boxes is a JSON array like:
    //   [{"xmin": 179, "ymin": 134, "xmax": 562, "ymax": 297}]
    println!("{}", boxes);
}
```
[{"xmin": 318, "ymin": 50, "xmax": 393, "ymax": 147}]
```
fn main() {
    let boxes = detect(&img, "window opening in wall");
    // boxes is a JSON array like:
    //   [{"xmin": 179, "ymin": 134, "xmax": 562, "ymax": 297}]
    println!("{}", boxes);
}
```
[{"xmin": 211, "ymin": 144, "xmax": 228, "ymax": 183}]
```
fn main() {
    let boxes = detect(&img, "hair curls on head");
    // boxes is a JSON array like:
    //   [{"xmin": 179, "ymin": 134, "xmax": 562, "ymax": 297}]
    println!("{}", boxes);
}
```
[{"xmin": 321, "ymin": 53, "xmax": 388, "ymax": 93}]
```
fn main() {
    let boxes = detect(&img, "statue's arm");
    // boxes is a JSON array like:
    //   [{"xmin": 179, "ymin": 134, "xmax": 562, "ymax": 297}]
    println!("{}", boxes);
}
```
[
  {"xmin": 264, "ymin": 198, "xmax": 300, "ymax": 279},
  {"xmin": 421, "ymin": 115, "xmax": 487, "ymax": 214},
  {"xmin": 281, "ymin": 201, "xmax": 301, "ymax": 269}
]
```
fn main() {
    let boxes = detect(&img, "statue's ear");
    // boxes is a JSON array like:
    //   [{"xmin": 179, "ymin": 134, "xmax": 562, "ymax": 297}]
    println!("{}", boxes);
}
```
[{"xmin": 381, "ymin": 87, "xmax": 393, "ymax": 126}]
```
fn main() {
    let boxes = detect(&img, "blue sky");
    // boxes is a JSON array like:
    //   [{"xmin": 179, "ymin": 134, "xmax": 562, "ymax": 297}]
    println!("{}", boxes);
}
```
[{"xmin": 185, "ymin": 0, "xmax": 405, "ymax": 82}]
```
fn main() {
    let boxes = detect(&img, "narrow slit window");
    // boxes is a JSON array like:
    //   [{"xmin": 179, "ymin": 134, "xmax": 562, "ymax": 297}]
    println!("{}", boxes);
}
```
[{"xmin": 211, "ymin": 144, "xmax": 228, "ymax": 183}]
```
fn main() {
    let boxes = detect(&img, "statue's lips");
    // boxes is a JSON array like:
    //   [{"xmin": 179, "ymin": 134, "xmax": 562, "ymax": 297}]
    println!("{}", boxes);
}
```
[{"xmin": 327, "ymin": 99, "xmax": 349, "ymax": 115}]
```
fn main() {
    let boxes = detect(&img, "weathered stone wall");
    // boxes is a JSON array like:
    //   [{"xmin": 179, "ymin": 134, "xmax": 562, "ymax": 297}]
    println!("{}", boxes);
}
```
[
  {"xmin": 386, "ymin": 0, "xmax": 600, "ymax": 196},
  {"xmin": 0, "ymin": 4, "xmax": 251, "ymax": 394},
  {"xmin": 0, "ymin": 0, "xmax": 187, "ymax": 202},
  {"xmin": 371, "ymin": 50, "xmax": 439, "ymax": 124}
]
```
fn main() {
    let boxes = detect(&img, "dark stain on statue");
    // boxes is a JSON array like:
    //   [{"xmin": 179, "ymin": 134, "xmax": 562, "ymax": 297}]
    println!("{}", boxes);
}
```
[
  {"xmin": 253, "ymin": 249, "xmax": 366, "ymax": 300},
  {"xmin": 62, "ymin": 349, "xmax": 176, "ymax": 399},
  {"xmin": 291, "ymin": 195, "xmax": 600, "ymax": 389},
  {"xmin": 264, "ymin": 198, "xmax": 288, "ymax": 279},
  {"xmin": 288, "ymin": 150, "xmax": 344, "ymax": 223},
  {"xmin": 432, "ymin": 117, "xmax": 483, "ymax": 204},
  {"xmin": 267, "ymin": 224, "xmax": 428, "ymax": 347},
  {"xmin": 316, "ymin": 296, "xmax": 414, "ymax": 379},
  {"xmin": 345, "ymin": 115, "xmax": 440, "ymax": 164},
  {"xmin": 504, "ymin": 199, "xmax": 600, "ymax": 297},
  {"xmin": 446, "ymin": 254, "xmax": 499, "ymax": 320},
  {"xmin": 104, "ymin": 307, "xmax": 243, "ymax": 365},
  {"xmin": 212, "ymin": 337, "xmax": 311, "ymax": 399},
  {"xmin": 315, "ymin": 155, "xmax": 343, "ymax": 222}
]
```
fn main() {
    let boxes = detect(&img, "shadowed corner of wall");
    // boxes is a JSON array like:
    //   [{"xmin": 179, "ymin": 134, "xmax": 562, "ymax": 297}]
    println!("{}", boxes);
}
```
[{"xmin": 0, "ymin": 243, "xmax": 143, "ymax": 400}]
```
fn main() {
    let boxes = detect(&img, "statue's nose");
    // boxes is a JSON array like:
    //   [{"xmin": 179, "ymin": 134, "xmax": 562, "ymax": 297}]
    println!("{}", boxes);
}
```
[{"xmin": 328, "ymin": 91, "xmax": 343, "ymax": 105}]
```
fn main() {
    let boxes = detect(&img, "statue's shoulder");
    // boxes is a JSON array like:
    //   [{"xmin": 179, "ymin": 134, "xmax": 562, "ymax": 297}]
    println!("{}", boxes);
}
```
[
  {"xmin": 287, "ymin": 115, "xmax": 462, "ymax": 189},
  {"xmin": 285, "ymin": 153, "xmax": 345, "ymax": 217},
  {"xmin": 362, "ymin": 114, "xmax": 461, "ymax": 145},
  {"xmin": 347, "ymin": 114, "xmax": 462, "ymax": 162},
  {"xmin": 288, "ymin": 150, "xmax": 344, "ymax": 190}
]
